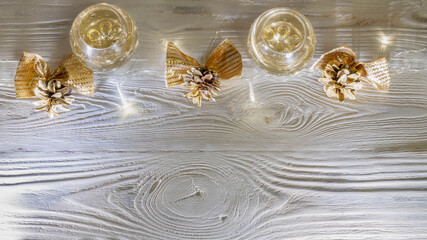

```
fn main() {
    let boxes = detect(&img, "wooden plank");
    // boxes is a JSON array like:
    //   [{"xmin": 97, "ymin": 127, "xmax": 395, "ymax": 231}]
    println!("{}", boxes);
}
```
[{"xmin": 2, "ymin": 152, "xmax": 427, "ymax": 239}]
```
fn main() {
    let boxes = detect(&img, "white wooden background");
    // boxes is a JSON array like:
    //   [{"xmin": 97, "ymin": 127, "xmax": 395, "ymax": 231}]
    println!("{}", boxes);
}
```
[{"xmin": 1, "ymin": 0, "xmax": 427, "ymax": 239}]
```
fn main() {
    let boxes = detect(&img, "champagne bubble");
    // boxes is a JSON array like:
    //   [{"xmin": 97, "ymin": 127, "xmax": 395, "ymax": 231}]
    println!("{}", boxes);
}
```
[
  {"xmin": 87, "ymin": 28, "xmax": 100, "ymax": 41},
  {"xmin": 99, "ymin": 20, "xmax": 112, "ymax": 35},
  {"xmin": 263, "ymin": 27, "xmax": 274, "ymax": 41},
  {"xmin": 110, "ymin": 25, "xmax": 122, "ymax": 40},
  {"xmin": 290, "ymin": 35, "xmax": 300, "ymax": 47},
  {"xmin": 263, "ymin": 22, "xmax": 304, "ymax": 53},
  {"xmin": 277, "ymin": 24, "xmax": 290, "ymax": 36},
  {"xmin": 83, "ymin": 19, "xmax": 121, "ymax": 48}
]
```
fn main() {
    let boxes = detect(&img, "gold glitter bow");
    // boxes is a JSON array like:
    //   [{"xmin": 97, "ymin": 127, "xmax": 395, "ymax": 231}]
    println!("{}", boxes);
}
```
[
  {"xmin": 165, "ymin": 39, "xmax": 243, "ymax": 106},
  {"xmin": 15, "ymin": 52, "xmax": 94, "ymax": 117},
  {"xmin": 311, "ymin": 46, "xmax": 390, "ymax": 102}
]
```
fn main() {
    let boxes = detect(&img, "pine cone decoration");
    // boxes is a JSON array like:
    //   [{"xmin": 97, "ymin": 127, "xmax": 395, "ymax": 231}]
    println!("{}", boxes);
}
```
[
  {"xmin": 318, "ymin": 61, "xmax": 363, "ymax": 102},
  {"xmin": 33, "ymin": 79, "xmax": 74, "ymax": 118},
  {"xmin": 182, "ymin": 67, "xmax": 220, "ymax": 107}
]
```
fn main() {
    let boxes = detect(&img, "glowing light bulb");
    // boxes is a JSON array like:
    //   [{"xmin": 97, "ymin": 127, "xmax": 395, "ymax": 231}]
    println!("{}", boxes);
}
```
[
  {"xmin": 378, "ymin": 34, "xmax": 392, "ymax": 59},
  {"xmin": 121, "ymin": 102, "xmax": 140, "ymax": 118},
  {"xmin": 381, "ymin": 36, "xmax": 390, "ymax": 45},
  {"xmin": 116, "ymin": 81, "xmax": 140, "ymax": 119}
]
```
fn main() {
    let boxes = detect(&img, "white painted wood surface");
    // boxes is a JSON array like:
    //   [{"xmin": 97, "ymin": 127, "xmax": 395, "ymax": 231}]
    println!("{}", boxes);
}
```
[{"xmin": 1, "ymin": 0, "xmax": 427, "ymax": 239}]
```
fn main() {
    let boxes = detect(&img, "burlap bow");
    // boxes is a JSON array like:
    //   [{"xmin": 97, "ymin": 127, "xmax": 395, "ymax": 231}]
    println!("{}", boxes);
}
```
[
  {"xmin": 165, "ymin": 39, "xmax": 242, "ymax": 106},
  {"xmin": 311, "ymin": 46, "xmax": 390, "ymax": 101},
  {"xmin": 14, "ymin": 52, "xmax": 94, "ymax": 117}
]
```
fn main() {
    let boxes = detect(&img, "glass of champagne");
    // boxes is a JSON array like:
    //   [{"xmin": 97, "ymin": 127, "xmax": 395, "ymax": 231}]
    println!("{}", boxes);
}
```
[
  {"xmin": 248, "ymin": 8, "xmax": 316, "ymax": 75},
  {"xmin": 70, "ymin": 3, "xmax": 138, "ymax": 71}
]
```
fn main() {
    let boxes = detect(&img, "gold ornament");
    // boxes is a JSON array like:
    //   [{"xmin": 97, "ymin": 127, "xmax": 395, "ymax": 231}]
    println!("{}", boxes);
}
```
[
  {"xmin": 14, "ymin": 52, "xmax": 94, "ymax": 118},
  {"xmin": 311, "ymin": 46, "xmax": 390, "ymax": 101},
  {"xmin": 319, "ymin": 61, "xmax": 363, "ymax": 102},
  {"xmin": 182, "ymin": 67, "xmax": 220, "ymax": 106},
  {"xmin": 33, "ymin": 79, "xmax": 74, "ymax": 118},
  {"xmin": 165, "ymin": 39, "xmax": 242, "ymax": 106}
]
